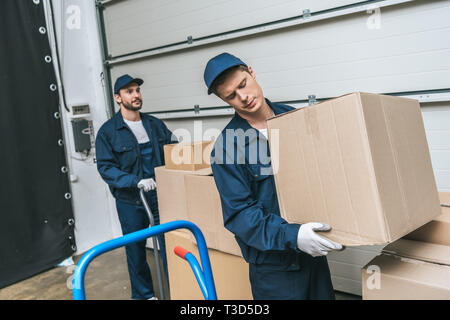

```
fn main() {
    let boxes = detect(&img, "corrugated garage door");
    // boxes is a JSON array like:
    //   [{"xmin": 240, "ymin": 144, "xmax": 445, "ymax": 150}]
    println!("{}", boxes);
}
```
[
  {"xmin": 97, "ymin": 0, "xmax": 450, "ymax": 296},
  {"xmin": 103, "ymin": 0, "xmax": 364, "ymax": 57},
  {"xmin": 103, "ymin": 0, "xmax": 450, "ymax": 113}
]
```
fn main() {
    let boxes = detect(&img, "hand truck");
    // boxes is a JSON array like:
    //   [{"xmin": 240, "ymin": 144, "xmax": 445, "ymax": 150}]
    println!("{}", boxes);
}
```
[{"xmin": 72, "ymin": 220, "xmax": 217, "ymax": 300}]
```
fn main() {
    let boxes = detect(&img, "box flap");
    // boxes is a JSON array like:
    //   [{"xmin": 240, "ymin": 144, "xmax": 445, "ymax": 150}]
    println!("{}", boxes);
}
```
[
  {"xmin": 317, "ymin": 230, "xmax": 387, "ymax": 247},
  {"xmin": 362, "ymin": 253, "xmax": 450, "ymax": 300},
  {"xmin": 383, "ymin": 239, "xmax": 450, "ymax": 266},
  {"xmin": 403, "ymin": 192, "xmax": 450, "ymax": 246},
  {"xmin": 268, "ymin": 92, "xmax": 360, "ymax": 121},
  {"xmin": 192, "ymin": 167, "xmax": 213, "ymax": 176},
  {"xmin": 157, "ymin": 166, "xmax": 212, "ymax": 176},
  {"xmin": 440, "ymin": 192, "xmax": 450, "ymax": 206},
  {"xmin": 437, "ymin": 206, "xmax": 450, "ymax": 223},
  {"xmin": 403, "ymin": 206, "xmax": 450, "ymax": 246}
]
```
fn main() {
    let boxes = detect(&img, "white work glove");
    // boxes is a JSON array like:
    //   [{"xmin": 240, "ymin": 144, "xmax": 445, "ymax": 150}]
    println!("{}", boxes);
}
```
[
  {"xmin": 297, "ymin": 222, "xmax": 343, "ymax": 257},
  {"xmin": 137, "ymin": 178, "xmax": 157, "ymax": 192}
]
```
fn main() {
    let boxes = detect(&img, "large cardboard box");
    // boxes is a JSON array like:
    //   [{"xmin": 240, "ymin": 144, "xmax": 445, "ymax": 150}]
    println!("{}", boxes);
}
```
[
  {"xmin": 404, "ymin": 192, "xmax": 450, "ymax": 246},
  {"xmin": 155, "ymin": 165, "xmax": 242, "ymax": 257},
  {"xmin": 267, "ymin": 92, "xmax": 441, "ymax": 246},
  {"xmin": 165, "ymin": 230, "xmax": 252, "ymax": 300},
  {"xmin": 164, "ymin": 140, "xmax": 214, "ymax": 171},
  {"xmin": 361, "ymin": 239, "xmax": 450, "ymax": 300}
]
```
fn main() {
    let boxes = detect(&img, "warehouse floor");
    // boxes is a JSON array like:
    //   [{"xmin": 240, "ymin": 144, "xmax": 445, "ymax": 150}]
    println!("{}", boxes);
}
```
[{"xmin": 0, "ymin": 248, "xmax": 361, "ymax": 300}]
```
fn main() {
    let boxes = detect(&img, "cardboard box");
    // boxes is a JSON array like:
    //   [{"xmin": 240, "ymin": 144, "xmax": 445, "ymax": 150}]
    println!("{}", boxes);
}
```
[
  {"xmin": 404, "ymin": 192, "xmax": 450, "ymax": 246},
  {"xmin": 155, "ymin": 165, "xmax": 242, "ymax": 257},
  {"xmin": 267, "ymin": 92, "xmax": 441, "ymax": 246},
  {"xmin": 164, "ymin": 140, "xmax": 214, "ymax": 171},
  {"xmin": 362, "ymin": 239, "xmax": 450, "ymax": 299},
  {"xmin": 165, "ymin": 230, "xmax": 252, "ymax": 300}
]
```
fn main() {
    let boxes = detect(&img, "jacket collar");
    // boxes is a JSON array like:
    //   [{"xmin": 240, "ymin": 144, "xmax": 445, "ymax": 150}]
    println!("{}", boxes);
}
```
[{"xmin": 228, "ymin": 98, "xmax": 287, "ymax": 131}]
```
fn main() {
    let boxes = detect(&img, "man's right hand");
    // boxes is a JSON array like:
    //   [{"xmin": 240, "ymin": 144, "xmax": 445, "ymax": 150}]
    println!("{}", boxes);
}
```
[
  {"xmin": 297, "ymin": 222, "xmax": 343, "ymax": 257},
  {"xmin": 137, "ymin": 178, "xmax": 157, "ymax": 192}
]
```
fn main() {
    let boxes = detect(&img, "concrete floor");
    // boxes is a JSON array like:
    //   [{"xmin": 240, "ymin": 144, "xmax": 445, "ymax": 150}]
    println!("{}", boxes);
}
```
[
  {"xmin": 0, "ymin": 247, "xmax": 169, "ymax": 300},
  {"xmin": 0, "ymin": 248, "xmax": 360, "ymax": 300}
]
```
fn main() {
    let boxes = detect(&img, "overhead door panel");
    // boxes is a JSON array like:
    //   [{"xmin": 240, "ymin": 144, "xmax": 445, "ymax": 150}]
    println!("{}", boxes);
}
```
[
  {"xmin": 103, "ymin": 0, "xmax": 363, "ymax": 57},
  {"xmin": 109, "ymin": 0, "xmax": 450, "ymax": 113},
  {"xmin": 422, "ymin": 102, "xmax": 450, "ymax": 192}
]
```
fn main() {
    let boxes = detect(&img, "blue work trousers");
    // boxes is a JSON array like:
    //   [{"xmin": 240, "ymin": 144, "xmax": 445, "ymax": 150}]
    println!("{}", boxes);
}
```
[
  {"xmin": 249, "ymin": 254, "xmax": 335, "ymax": 300},
  {"xmin": 115, "ymin": 190, "xmax": 168, "ymax": 300}
]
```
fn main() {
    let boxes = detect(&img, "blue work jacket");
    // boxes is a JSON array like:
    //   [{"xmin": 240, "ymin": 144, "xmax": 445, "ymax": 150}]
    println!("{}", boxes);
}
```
[
  {"xmin": 211, "ymin": 99, "xmax": 302, "ymax": 269},
  {"xmin": 95, "ymin": 111, "xmax": 177, "ymax": 205}
]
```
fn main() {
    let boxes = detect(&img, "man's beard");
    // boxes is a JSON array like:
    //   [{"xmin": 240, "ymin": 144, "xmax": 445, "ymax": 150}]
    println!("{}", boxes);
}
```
[{"xmin": 122, "ymin": 99, "xmax": 142, "ymax": 111}]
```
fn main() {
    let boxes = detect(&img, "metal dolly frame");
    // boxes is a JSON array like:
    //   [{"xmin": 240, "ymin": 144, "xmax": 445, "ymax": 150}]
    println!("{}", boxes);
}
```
[
  {"xmin": 72, "ymin": 220, "xmax": 217, "ymax": 300},
  {"xmin": 139, "ymin": 188, "xmax": 164, "ymax": 300}
]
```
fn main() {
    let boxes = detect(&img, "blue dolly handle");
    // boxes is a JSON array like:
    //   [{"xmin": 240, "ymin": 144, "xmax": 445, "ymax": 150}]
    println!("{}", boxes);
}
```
[
  {"xmin": 174, "ymin": 246, "xmax": 211, "ymax": 299},
  {"xmin": 72, "ymin": 220, "xmax": 217, "ymax": 300}
]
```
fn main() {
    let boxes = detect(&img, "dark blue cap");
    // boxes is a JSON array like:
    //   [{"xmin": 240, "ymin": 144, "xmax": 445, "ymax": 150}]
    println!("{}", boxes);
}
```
[
  {"xmin": 204, "ymin": 53, "xmax": 247, "ymax": 95},
  {"xmin": 114, "ymin": 74, "xmax": 144, "ymax": 94}
]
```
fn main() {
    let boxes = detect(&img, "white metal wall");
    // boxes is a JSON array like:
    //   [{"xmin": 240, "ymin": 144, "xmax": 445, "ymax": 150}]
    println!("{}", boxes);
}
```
[
  {"xmin": 48, "ymin": 0, "xmax": 123, "ymax": 254},
  {"xmin": 99, "ymin": 0, "xmax": 450, "ymax": 296}
]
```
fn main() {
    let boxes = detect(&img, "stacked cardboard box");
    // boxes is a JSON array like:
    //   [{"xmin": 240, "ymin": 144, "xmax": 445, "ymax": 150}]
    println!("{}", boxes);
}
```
[
  {"xmin": 155, "ymin": 165, "xmax": 241, "ymax": 257},
  {"xmin": 165, "ymin": 230, "xmax": 252, "ymax": 300},
  {"xmin": 163, "ymin": 140, "xmax": 214, "ymax": 171},
  {"xmin": 156, "ymin": 140, "xmax": 251, "ymax": 299},
  {"xmin": 362, "ymin": 193, "xmax": 450, "ymax": 299}
]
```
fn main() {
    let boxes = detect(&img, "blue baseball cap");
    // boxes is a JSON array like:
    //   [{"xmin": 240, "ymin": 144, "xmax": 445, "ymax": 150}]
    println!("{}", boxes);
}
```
[
  {"xmin": 114, "ymin": 74, "xmax": 144, "ymax": 94},
  {"xmin": 204, "ymin": 53, "xmax": 247, "ymax": 95}
]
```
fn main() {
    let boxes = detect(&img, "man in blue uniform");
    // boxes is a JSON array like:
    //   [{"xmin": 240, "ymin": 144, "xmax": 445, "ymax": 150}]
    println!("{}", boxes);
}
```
[
  {"xmin": 95, "ymin": 74, "xmax": 177, "ymax": 300},
  {"xmin": 204, "ymin": 53, "xmax": 344, "ymax": 300}
]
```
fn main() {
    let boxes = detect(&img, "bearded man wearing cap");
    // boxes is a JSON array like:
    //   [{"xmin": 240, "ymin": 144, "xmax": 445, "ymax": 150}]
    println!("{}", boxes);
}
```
[
  {"xmin": 95, "ymin": 74, "xmax": 177, "ymax": 300},
  {"xmin": 204, "ymin": 53, "xmax": 344, "ymax": 300}
]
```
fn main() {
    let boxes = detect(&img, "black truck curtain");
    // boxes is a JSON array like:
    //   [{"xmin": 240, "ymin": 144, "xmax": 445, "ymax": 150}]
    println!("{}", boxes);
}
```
[{"xmin": 0, "ymin": 0, "xmax": 76, "ymax": 288}]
